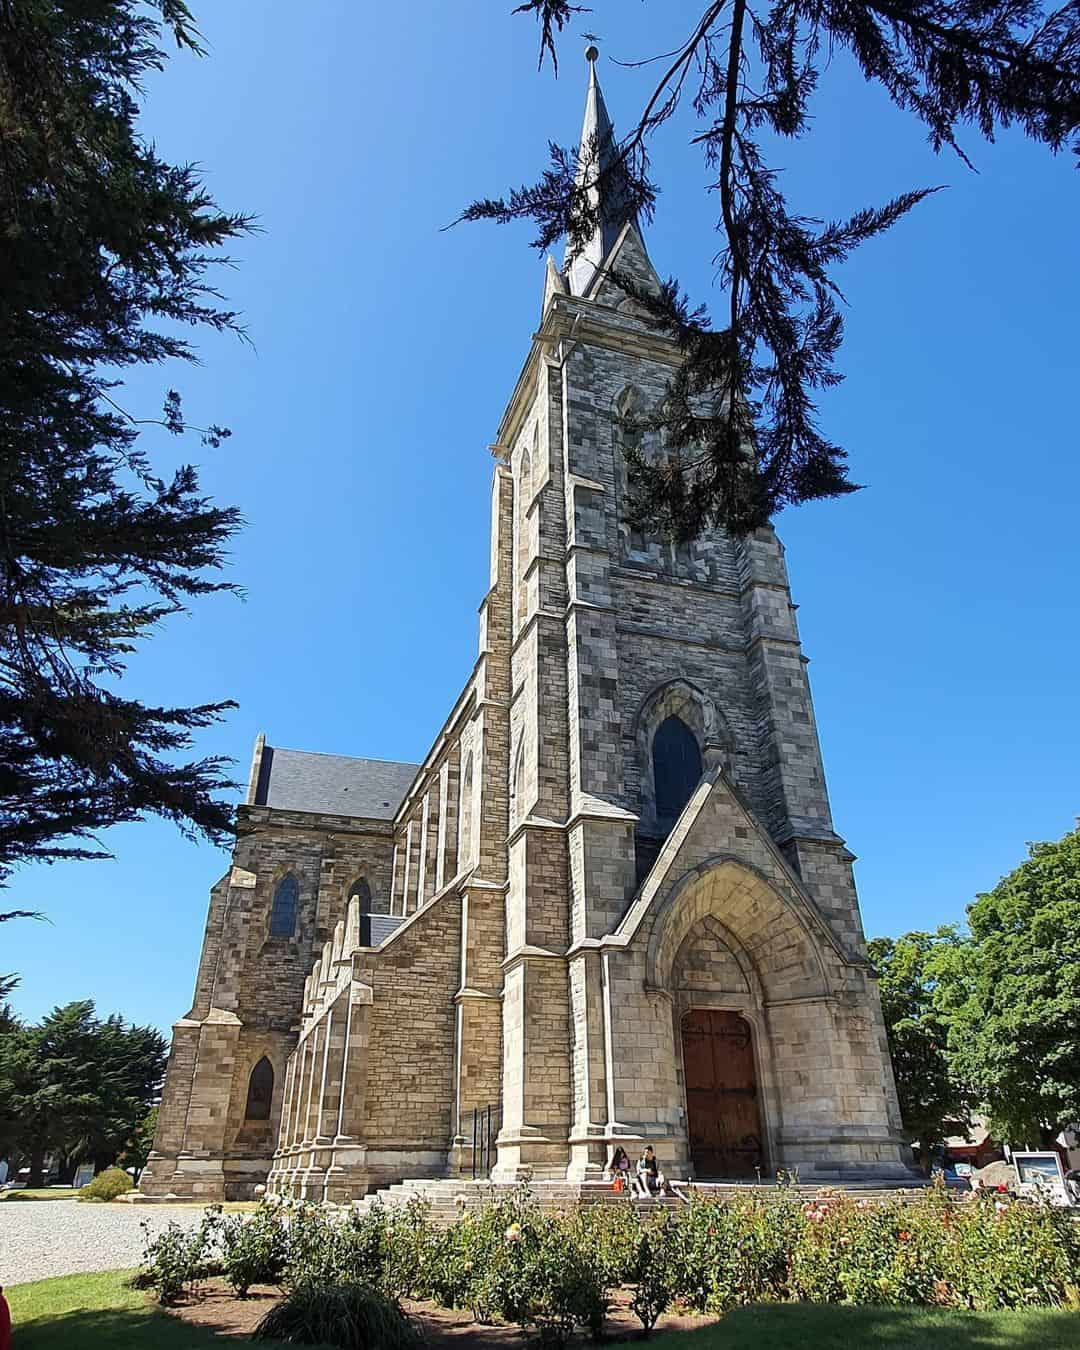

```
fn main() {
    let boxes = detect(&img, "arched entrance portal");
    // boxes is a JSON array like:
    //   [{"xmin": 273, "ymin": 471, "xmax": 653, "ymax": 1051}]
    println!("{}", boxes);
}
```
[{"xmin": 681, "ymin": 1009, "xmax": 763, "ymax": 1178}]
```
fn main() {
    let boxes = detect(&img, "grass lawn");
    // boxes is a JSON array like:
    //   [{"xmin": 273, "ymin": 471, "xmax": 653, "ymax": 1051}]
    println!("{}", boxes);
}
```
[
  {"xmin": 0, "ymin": 1187, "xmax": 78, "ymax": 1201},
  {"xmin": 7, "ymin": 1271, "xmax": 1080, "ymax": 1349},
  {"xmin": 0, "ymin": 1190, "xmax": 257, "ymax": 1208},
  {"xmin": 651, "ymin": 1303, "xmax": 1080, "ymax": 1350},
  {"xmin": 6, "ymin": 1271, "xmax": 228, "ymax": 1348},
  {"xmin": 5, "ymin": 1271, "xmax": 335, "ymax": 1348}
]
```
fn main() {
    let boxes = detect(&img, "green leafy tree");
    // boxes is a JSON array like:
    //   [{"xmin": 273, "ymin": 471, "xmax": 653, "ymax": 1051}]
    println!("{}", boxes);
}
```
[
  {"xmin": 0, "ymin": 999, "xmax": 166, "ymax": 1185},
  {"xmin": 119, "ymin": 1104, "xmax": 159, "ymax": 1183},
  {"xmin": 0, "ymin": 0, "xmax": 252, "ymax": 888},
  {"xmin": 934, "ymin": 824, "xmax": 1080, "ymax": 1146},
  {"xmin": 465, "ymin": 1, "xmax": 1080, "ymax": 536},
  {"xmin": 867, "ymin": 928, "xmax": 972, "ymax": 1160}
]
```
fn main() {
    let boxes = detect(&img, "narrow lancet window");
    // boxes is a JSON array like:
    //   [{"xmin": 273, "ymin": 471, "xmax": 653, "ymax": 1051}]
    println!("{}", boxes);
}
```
[
  {"xmin": 269, "ymin": 874, "xmax": 299, "ymax": 938},
  {"xmin": 244, "ymin": 1056, "xmax": 274, "ymax": 1120},
  {"xmin": 653, "ymin": 715, "xmax": 703, "ymax": 829}
]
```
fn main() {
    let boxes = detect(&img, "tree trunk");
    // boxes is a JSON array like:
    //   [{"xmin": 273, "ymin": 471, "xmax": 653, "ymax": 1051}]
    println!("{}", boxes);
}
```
[{"xmin": 27, "ymin": 1144, "xmax": 46, "ymax": 1189}]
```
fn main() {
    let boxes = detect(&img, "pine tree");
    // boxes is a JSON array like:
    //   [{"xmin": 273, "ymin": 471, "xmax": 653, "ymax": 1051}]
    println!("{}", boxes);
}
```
[
  {"xmin": 0, "ymin": 1, "xmax": 251, "ymax": 885},
  {"xmin": 0, "ymin": 999, "xmax": 166, "ymax": 1185},
  {"xmin": 465, "ymin": 1, "xmax": 1080, "ymax": 535}
]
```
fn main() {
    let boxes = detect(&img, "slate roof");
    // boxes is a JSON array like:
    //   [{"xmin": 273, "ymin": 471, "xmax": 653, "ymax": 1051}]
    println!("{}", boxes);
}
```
[{"xmin": 253, "ymin": 745, "xmax": 418, "ymax": 820}]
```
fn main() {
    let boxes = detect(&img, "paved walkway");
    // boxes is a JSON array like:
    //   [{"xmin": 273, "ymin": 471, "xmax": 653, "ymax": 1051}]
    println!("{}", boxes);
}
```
[{"xmin": 0, "ymin": 1199, "xmax": 212, "ymax": 1286}]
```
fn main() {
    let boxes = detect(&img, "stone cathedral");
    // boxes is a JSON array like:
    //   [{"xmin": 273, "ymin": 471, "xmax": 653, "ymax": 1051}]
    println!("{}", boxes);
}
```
[{"xmin": 141, "ymin": 57, "xmax": 911, "ymax": 1203}]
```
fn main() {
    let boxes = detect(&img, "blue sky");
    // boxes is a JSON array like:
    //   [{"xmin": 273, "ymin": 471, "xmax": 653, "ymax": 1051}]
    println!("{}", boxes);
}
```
[{"xmin": 4, "ymin": 2, "xmax": 1078, "ymax": 1033}]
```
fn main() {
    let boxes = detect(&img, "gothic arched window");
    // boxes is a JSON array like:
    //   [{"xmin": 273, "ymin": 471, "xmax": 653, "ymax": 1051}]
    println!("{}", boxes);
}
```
[
  {"xmin": 269, "ymin": 874, "xmax": 299, "ymax": 938},
  {"xmin": 459, "ymin": 752, "xmax": 474, "ymax": 866},
  {"xmin": 615, "ymin": 388, "xmax": 647, "ymax": 554},
  {"xmin": 653, "ymin": 715, "xmax": 703, "ymax": 829},
  {"xmin": 516, "ymin": 445, "xmax": 533, "ymax": 627},
  {"xmin": 244, "ymin": 1056, "xmax": 274, "ymax": 1120}
]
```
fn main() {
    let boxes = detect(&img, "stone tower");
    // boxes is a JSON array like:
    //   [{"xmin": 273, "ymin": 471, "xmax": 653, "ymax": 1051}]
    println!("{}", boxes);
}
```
[{"xmin": 142, "ymin": 54, "xmax": 909, "ymax": 1203}]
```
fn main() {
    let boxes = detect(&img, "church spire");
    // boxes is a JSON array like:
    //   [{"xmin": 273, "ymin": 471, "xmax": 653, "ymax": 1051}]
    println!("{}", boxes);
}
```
[{"xmin": 565, "ymin": 46, "xmax": 640, "ymax": 297}]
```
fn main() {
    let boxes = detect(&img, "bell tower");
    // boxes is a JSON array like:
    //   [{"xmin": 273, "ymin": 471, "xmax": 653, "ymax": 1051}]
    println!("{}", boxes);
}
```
[{"xmin": 493, "ymin": 47, "xmax": 909, "ymax": 1182}]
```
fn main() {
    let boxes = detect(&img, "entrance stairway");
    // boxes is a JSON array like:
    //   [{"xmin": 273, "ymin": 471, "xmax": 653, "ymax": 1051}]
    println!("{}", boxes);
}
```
[{"xmin": 349, "ymin": 1176, "xmax": 930, "ymax": 1226}]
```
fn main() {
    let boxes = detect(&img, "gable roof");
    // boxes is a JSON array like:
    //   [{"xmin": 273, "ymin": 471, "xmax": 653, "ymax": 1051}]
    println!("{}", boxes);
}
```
[{"xmin": 252, "ymin": 743, "xmax": 418, "ymax": 820}]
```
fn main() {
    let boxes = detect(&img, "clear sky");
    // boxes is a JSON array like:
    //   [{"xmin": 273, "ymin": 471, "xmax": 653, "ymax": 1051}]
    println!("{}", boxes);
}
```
[{"xmin": 4, "ymin": 2, "xmax": 1078, "ymax": 1034}]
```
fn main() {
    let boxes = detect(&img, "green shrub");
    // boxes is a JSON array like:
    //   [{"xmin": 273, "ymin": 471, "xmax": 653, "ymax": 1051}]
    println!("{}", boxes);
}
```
[
  {"xmin": 380, "ymin": 1197, "xmax": 432, "ymax": 1301},
  {"xmin": 220, "ymin": 1204, "xmax": 290, "ymax": 1296},
  {"xmin": 78, "ymin": 1166, "xmax": 133, "ymax": 1201},
  {"xmin": 258, "ymin": 1179, "xmax": 1080, "ymax": 1335},
  {"xmin": 253, "ymin": 1283, "xmax": 422, "ymax": 1349},
  {"xmin": 416, "ymin": 1217, "xmax": 474, "ymax": 1309},
  {"xmin": 283, "ymin": 1198, "xmax": 402, "ymax": 1293},
  {"xmin": 138, "ymin": 1205, "xmax": 223, "ymax": 1304},
  {"xmin": 570, "ymin": 1203, "xmax": 642, "ymax": 1286},
  {"xmin": 629, "ymin": 1214, "xmax": 676, "ymax": 1333}
]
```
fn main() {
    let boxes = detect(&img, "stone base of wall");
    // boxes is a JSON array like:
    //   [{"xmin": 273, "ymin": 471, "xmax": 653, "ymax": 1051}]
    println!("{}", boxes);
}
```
[
  {"xmin": 266, "ymin": 1141, "xmax": 453, "ymax": 1203},
  {"xmin": 138, "ymin": 1151, "xmax": 276, "ymax": 1202}
]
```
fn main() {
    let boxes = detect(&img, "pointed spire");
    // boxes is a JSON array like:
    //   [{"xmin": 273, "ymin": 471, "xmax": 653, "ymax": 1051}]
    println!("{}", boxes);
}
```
[
  {"xmin": 565, "ymin": 45, "xmax": 637, "ymax": 298},
  {"xmin": 542, "ymin": 252, "xmax": 567, "ymax": 316}
]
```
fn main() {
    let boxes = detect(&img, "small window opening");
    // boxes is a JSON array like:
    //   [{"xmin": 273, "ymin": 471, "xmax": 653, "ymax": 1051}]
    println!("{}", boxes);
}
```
[
  {"xmin": 269, "ymin": 874, "xmax": 299, "ymax": 938},
  {"xmin": 245, "ymin": 1056, "xmax": 274, "ymax": 1121}
]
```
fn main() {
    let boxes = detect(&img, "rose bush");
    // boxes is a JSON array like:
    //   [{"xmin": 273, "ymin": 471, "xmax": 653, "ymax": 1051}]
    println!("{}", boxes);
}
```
[{"xmin": 134, "ymin": 1179, "xmax": 1080, "ymax": 1333}]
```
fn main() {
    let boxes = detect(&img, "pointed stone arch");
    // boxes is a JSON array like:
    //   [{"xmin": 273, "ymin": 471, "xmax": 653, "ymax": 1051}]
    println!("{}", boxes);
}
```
[
  {"xmin": 510, "ymin": 735, "xmax": 527, "ymax": 824},
  {"xmin": 647, "ymin": 857, "xmax": 831, "ymax": 1004},
  {"xmin": 244, "ymin": 1055, "xmax": 274, "ymax": 1121},
  {"xmin": 458, "ymin": 750, "xmax": 475, "ymax": 870}
]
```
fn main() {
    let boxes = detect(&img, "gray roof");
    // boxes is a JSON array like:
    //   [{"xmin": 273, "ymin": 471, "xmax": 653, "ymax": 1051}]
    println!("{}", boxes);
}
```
[{"xmin": 254, "ymin": 745, "xmax": 418, "ymax": 820}]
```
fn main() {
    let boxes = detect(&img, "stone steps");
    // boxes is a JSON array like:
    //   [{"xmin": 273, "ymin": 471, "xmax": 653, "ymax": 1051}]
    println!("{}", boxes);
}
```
[{"xmin": 349, "ymin": 1176, "xmax": 935, "ymax": 1226}]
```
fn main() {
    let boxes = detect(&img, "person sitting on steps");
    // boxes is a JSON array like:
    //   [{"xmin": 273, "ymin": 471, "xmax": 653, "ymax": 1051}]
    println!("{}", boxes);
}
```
[
  {"xmin": 607, "ymin": 1146, "xmax": 631, "ymax": 1190},
  {"xmin": 634, "ymin": 1146, "xmax": 668, "ymax": 1197}
]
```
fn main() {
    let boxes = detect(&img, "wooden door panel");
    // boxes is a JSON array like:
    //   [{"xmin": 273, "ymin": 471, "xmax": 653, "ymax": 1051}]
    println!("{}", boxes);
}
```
[{"xmin": 682, "ymin": 1010, "xmax": 763, "ymax": 1178}]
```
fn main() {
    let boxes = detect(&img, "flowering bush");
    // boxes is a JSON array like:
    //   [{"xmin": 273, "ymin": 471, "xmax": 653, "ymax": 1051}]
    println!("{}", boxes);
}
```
[
  {"xmin": 137, "ymin": 1205, "xmax": 224, "ymax": 1304},
  {"xmin": 219, "ymin": 1203, "xmax": 290, "ymax": 1296},
  {"xmin": 134, "ymin": 1179, "xmax": 1080, "ymax": 1329}
]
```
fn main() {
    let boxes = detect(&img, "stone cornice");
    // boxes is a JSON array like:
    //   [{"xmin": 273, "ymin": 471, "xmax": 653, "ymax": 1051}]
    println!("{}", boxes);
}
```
[{"xmin": 502, "ymin": 944, "xmax": 567, "ymax": 974}]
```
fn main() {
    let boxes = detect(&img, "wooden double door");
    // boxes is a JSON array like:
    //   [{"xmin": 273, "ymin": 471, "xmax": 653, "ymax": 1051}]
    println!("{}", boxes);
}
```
[{"xmin": 681, "ymin": 1009, "xmax": 764, "ymax": 1178}]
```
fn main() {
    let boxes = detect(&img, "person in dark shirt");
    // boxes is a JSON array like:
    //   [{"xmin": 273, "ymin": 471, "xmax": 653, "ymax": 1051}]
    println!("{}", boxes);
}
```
[{"xmin": 635, "ymin": 1146, "xmax": 667, "ymax": 1196}]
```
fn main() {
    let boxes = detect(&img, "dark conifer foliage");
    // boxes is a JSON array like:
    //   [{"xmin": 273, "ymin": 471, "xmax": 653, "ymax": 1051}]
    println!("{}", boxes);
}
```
[
  {"xmin": 0, "ymin": 1, "xmax": 252, "ymax": 884},
  {"xmin": 466, "ymin": 0, "xmax": 1080, "ymax": 536}
]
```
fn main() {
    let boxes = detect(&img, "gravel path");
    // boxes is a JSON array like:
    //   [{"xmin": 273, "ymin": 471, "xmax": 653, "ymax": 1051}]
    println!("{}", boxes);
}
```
[{"xmin": 0, "ymin": 1199, "xmax": 213, "ymax": 1286}]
